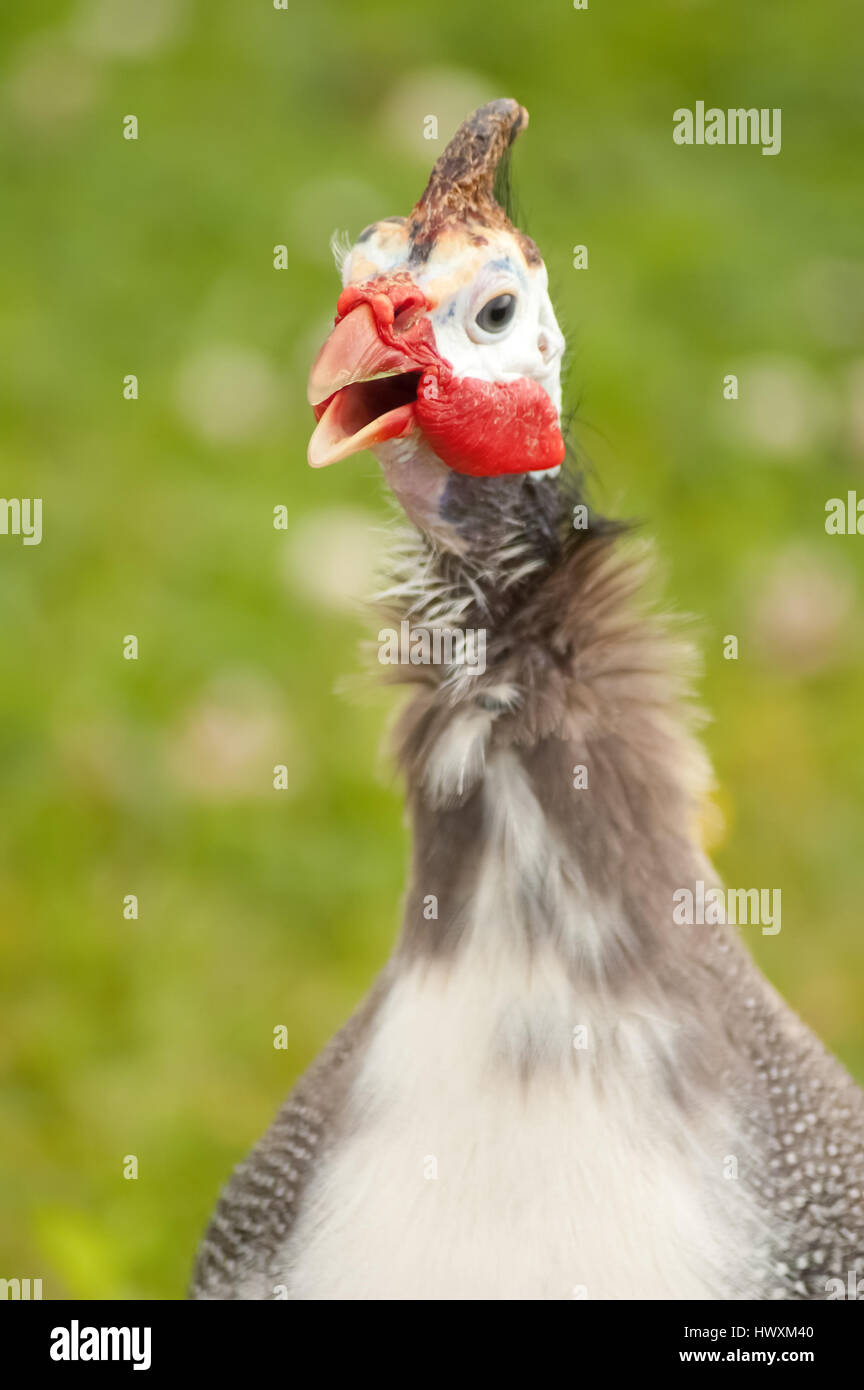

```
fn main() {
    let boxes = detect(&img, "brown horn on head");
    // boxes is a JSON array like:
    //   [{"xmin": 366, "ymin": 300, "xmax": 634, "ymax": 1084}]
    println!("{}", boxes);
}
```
[{"xmin": 408, "ymin": 99, "xmax": 540, "ymax": 264}]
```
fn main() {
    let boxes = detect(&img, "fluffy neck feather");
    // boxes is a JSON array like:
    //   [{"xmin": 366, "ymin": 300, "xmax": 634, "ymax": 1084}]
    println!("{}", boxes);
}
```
[
  {"xmin": 379, "ymin": 467, "xmax": 728, "ymax": 998},
  {"xmin": 375, "ymin": 461, "xmax": 616, "ymax": 638}
]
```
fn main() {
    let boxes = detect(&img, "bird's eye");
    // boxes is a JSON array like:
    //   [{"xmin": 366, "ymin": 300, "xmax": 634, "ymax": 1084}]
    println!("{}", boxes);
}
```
[{"xmin": 475, "ymin": 293, "xmax": 517, "ymax": 334}]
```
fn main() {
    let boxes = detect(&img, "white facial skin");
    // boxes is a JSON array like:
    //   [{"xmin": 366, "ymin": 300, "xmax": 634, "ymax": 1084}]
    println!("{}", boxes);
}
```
[
  {"xmin": 341, "ymin": 221, "xmax": 565, "ymax": 413},
  {"xmin": 337, "ymin": 219, "xmax": 566, "ymax": 546}
]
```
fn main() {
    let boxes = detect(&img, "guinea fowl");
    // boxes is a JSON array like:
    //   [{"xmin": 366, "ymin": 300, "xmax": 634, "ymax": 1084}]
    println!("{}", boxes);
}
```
[{"xmin": 192, "ymin": 100, "xmax": 864, "ymax": 1301}]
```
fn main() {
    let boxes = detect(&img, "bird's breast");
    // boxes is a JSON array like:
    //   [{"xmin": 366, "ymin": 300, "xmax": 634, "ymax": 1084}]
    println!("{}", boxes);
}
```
[{"xmin": 272, "ymin": 901, "xmax": 760, "ymax": 1299}]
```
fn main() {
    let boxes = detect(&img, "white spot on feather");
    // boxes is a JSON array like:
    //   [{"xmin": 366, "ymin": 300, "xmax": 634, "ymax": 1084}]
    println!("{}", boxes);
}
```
[{"xmin": 424, "ymin": 708, "xmax": 492, "ymax": 804}]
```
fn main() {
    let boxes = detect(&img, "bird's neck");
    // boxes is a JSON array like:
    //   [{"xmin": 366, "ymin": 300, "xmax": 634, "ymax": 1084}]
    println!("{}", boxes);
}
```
[
  {"xmin": 382, "ymin": 477, "xmax": 722, "ymax": 990},
  {"xmin": 375, "ymin": 448, "xmax": 594, "ymax": 636}
]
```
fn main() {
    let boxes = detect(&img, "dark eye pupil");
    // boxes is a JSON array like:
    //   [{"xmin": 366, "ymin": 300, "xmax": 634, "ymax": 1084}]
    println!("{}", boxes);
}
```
[{"xmin": 476, "ymin": 294, "xmax": 516, "ymax": 332}]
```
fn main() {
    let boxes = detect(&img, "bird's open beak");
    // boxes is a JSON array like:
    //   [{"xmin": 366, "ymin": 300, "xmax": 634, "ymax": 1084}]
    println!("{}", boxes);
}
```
[{"xmin": 307, "ymin": 302, "xmax": 425, "ymax": 469}]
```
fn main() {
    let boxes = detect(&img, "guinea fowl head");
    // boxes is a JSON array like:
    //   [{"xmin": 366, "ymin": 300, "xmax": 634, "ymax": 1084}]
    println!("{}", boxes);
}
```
[{"xmin": 307, "ymin": 100, "xmax": 568, "ymax": 553}]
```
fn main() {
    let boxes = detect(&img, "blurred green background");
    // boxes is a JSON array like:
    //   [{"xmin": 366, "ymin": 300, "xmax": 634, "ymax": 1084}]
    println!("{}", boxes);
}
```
[{"xmin": 1, "ymin": 0, "xmax": 863, "ymax": 1299}]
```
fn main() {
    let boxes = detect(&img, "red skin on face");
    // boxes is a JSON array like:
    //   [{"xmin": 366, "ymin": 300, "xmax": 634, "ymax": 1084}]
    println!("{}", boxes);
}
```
[
  {"xmin": 328, "ymin": 276, "xmax": 565, "ymax": 477},
  {"xmin": 414, "ymin": 369, "xmax": 565, "ymax": 477}
]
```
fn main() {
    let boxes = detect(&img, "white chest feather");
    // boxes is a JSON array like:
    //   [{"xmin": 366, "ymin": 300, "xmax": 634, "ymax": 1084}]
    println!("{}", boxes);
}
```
[
  {"xmin": 278, "ymin": 956, "xmax": 750, "ymax": 1299},
  {"xmin": 273, "ymin": 751, "xmax": 758, "ymax": 1300}
]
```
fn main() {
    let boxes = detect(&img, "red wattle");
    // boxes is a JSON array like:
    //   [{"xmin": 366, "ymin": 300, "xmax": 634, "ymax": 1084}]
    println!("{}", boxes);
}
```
[{"xmin": 415, "ymin": 370, "xmax": 565, "ymax": 477}]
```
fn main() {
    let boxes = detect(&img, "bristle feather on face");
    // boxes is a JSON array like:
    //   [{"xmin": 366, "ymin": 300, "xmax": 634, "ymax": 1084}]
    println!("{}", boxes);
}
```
[{"xmin": 329, "ymin": 229, "xmax": 353, "ymax": 276}]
